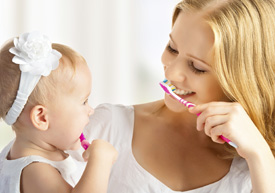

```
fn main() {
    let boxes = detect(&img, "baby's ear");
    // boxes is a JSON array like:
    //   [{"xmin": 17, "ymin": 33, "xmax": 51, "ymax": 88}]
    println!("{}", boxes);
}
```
[{"xmin": 30, "ymin": 105, "xmax": 49, "ymax": 131}]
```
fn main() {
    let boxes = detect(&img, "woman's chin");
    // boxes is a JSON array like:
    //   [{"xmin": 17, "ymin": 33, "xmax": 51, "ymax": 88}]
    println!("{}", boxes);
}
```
[{"xmin": 164, "ymin": 95, "xmax": 189, "ymax": 113}]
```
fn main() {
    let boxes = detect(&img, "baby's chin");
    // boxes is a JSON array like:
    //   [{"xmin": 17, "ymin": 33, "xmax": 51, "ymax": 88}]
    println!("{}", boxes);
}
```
[{"xmin": 67, "ymin": 141, "xmax": 82, "ymax": 151}]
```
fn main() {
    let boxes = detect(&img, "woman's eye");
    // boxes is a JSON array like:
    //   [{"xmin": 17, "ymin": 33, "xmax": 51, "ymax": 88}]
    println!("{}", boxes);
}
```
[
  {"xmin": 188, "ymin": 61, "xmax": 206, "ymax": 74},
  {"xmin": 166, "ymin": 44, "xmax": 178, "ymax": 54}
]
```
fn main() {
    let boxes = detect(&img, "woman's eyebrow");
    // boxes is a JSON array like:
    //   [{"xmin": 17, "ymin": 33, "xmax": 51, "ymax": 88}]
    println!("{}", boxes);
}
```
[
  {"xmin": 169, "ymin": 33, "xmax": 210, "ymax": 66},
  {"xmin": 169, "ymin": 34, "xmax": 178, "ymax": 47}
]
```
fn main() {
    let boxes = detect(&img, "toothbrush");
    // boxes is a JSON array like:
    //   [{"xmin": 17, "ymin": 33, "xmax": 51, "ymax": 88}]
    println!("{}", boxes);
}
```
[
  {"xmin": 159, "ymin": 79, "xmax": 238, "ymax": 148},
  {"xmin": 80, "ymin": 133, "xmax": 90, "ymax": 150}
]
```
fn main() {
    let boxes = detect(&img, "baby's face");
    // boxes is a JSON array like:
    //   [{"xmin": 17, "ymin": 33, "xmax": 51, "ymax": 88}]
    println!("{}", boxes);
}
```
[{"xmin": 46, "ymin": 60, "xmax": 94, "ymax": 151}]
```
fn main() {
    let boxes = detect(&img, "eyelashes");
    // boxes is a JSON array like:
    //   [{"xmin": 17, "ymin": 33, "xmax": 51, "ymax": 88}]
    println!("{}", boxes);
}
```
[
  {"xmin": 187, "ymin": 61, "xmax": 206, "ymax": 74},
  {"xmin": 166, "ymin": 44, "xmax": 206, "ymax": 74},
  {"xmin": 83, "ymin": 99, "xmax": 89, "ymax": 105},
  {"xmin": 166, "ymin": 44, "xmax": 178, "ymax": 54}
]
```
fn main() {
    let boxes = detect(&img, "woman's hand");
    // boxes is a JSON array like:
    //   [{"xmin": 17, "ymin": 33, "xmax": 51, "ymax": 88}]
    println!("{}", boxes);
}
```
[
  {"xmin": 188, "ymin": 102, "xmax": 269, "ymax": 160},
  {"xmin": 189, "ymin": 102, "xmax": 275, "ymax": 192}
]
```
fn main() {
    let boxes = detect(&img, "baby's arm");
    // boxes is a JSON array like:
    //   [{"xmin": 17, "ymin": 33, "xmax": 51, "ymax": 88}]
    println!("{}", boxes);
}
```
[
  {"xmin": 21, "ymin": 162, "xmax": 72, "ymax": 193},
  {"xmin": 73, "ymin": 139, "xmax": 118, "ymax": 193},
  {"xmin": 20, "ymin": 139, "xmax": 118, "ymax": 193}
]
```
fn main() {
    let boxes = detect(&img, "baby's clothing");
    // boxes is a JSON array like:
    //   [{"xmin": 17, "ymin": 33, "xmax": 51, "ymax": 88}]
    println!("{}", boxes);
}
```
[
  {"xmin": 71, "ymin": 103, "xmax": 252, "ymax": 193},
  {"xmin": 0, "ymin": 140, "xmax": 85, "ymax": 193}
]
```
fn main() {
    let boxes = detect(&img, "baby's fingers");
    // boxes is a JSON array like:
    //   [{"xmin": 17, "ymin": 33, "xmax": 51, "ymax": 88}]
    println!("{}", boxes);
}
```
[{"xmin": 82, "ymin": 148, "xmax": 90, "ymax": 162}]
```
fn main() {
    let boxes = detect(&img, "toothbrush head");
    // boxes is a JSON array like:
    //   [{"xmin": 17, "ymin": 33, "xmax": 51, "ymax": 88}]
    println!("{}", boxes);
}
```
[
  {"xmin": 80, "ymin": 133, "xmax": 86, "ymax": 142},
  {"xmin": 159, "ymin": 79, "xmax": 176, "ymax": 96},
  {"xmin": 80, "ymin": 133, "xmax": 90, "ymax": 150},
  {"xmin": 159, "ymin": 79, "xmax": 196, "ymax": 109}
]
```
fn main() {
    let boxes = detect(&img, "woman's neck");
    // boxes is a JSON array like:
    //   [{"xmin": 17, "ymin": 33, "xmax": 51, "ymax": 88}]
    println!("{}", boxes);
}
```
[
  {"xmin": 141, "ymin": 100, "xmax": 215, "ymax": 146},
  {"xmin": 154, "ymin": 100, "xmax": 197, "ymax": 128}
]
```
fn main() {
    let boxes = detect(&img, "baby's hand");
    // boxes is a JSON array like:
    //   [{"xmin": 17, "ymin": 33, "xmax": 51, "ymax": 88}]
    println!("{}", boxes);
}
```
[{"xmin": 82, "ymin": 139, "xmax": 118, "ymax": 164}]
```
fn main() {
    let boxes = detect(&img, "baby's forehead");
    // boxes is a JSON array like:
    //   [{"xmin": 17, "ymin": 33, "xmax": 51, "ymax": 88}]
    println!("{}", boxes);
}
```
[
  {"xmin": 56, "ymin": 59, "xmax": 90, "ymax": 84},
  {"xmin": 57, "ymin": 54, "xmax": 86, "ymax": 74}
]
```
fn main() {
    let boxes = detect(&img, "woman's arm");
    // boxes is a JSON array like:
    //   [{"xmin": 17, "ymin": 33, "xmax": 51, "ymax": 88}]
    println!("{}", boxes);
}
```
[{"xmin": 245, "ymin": 142, "xmax": 275, "ymax": 193}]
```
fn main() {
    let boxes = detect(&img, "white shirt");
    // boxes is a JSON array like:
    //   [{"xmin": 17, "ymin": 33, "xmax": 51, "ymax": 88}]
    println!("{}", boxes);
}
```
[
  {"xmin": 0, "ymin": 140, "xmax": 85, "ymax": 193},
  {"xmin": 70, "ymin": 103, "xmax": 252, "ymax": 193}
]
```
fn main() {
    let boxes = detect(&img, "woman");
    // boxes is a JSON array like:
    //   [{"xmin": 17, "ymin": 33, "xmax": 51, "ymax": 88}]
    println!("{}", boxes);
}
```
[{"xmin": 72, "ymin": 0, "xmax": 275, "ymax": 192}]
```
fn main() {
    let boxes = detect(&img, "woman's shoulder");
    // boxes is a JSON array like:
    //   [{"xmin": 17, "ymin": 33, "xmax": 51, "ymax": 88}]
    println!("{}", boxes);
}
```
[
  {"xmin": 93, "ymin": 100, "xmax": 165, "ymax": 117},
  {"xmin": 134, "ymin": 100, "xmax": 165, "ymax": 115},
  {"xmin": 95, "ymin": 103, "xmax": 134, "ymax": 114}
]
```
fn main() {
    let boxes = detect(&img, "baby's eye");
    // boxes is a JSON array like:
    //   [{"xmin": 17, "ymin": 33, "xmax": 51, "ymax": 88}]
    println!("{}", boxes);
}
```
[
  {"xmin": 83, "ymin": 99, "xmax": 89, "ymax": 105},
  {"xmin": 166, "ymin": 44, "xmax": 178, "ymax": 54}
]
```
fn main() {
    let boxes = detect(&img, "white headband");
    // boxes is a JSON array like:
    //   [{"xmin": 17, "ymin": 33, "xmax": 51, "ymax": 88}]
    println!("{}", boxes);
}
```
[{"xmin": 4, "ymin": 31, "xmax": 62, "ymax": 125}]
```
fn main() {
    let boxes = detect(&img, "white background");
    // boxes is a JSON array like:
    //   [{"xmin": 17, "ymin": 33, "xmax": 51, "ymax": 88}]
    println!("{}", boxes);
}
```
[{"xmin": 0, "ymin": 0, "xmax": 180, "ymax": 150}]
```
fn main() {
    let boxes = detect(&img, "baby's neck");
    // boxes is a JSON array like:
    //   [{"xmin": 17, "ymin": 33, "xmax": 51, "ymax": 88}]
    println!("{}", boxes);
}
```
[{"xmin": 8, "ymin": 136, "xmax": 68, "ymax": 161}]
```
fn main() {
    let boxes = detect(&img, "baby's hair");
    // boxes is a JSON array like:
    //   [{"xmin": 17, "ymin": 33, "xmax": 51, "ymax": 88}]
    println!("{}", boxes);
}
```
[
  {"xmin": 0, "ymin": 40, "xmax": 20, "ymax": 119},
  {"xmin": 0, "ymin": 39, "xmax": 87, "ymax": 120},
  {"xmin": 173, "ymin": 0, "xmax": 275, "ymax": 157}
]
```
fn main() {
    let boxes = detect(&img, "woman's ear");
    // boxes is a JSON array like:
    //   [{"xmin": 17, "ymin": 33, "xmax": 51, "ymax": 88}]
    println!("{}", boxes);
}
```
[{"xmin": 30, "ymin": 105, "xmax": 49, "ymax": 131}]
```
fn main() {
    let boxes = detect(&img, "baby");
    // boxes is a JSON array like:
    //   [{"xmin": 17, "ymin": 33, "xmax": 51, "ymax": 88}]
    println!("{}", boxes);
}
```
[{"xmin": 0, "ymin": 31, "xmax": 118, "ymax": 193}]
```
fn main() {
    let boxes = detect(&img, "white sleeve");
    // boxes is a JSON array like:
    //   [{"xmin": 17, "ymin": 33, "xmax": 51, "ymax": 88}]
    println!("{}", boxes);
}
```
[
  {"xmin": 84, "ymin": 103, "xmax": 114, "ymax": 143},
  {"xmin": 85, "ymin": 103, "xmax": 134, "ymax": 150},
  {"xmin": 66, "ymin": 103, "xmax": 113, "ymax": 161},
  {"xmin": 68, "ymin": 103, "xmax": 134, "ymax": 161}
]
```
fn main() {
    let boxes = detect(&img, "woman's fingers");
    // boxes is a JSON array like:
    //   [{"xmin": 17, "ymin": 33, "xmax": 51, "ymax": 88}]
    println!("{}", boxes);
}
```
[
  {"xmin": 188, "ymin": 102, "xmax": 242, "ymax": 145},
  {"xmin": 209, "ymin": 124, "xmax": 228, "ymax": 144},
  {"xmin": 189, "ymin": 102, "xmax": 234, "ymax": 131},
  {"xmin": 203, "ymin": 114, "xmax": 227, "ymax": 136},
  {"xmin": 199, "ymin": 114, "xmax": 231, "ymax": 144}
]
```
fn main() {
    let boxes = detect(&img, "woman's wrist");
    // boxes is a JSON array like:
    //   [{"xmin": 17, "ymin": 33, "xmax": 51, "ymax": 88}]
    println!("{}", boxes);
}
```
[{"xmin": 245, "ymin": 145, "xmax": 275, "ymax": 192}]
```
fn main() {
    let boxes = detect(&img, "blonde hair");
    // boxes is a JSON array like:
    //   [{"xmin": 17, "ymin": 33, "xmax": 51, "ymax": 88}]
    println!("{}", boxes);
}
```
[
  {"xmin": 173, "ymin": 0, "xmax": 275, "ymax": 156},
  {"xmin": 0, "ymin": 39, "xmax": 86, "ymax": 120}
]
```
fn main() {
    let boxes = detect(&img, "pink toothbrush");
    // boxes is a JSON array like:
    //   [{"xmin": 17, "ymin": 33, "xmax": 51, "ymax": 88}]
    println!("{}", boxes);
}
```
[
  {"xmin": 159, "ymin": 79, "xmax": 238, "ymax": 148},
  {"xmin": 80, "ymin": 133, "xmax": 90, "ymax": 150}
]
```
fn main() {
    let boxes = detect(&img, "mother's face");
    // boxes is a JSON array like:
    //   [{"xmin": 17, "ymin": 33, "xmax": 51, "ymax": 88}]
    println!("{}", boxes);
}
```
[{"xmin": 161, "ymin": 11, "xmax": 230, "ymax": 112}]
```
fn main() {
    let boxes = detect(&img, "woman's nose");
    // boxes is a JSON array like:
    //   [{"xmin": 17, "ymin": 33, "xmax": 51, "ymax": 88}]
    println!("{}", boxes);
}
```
[{"xmin": 164, "ymin": 58, "xmax": 186, "ymax": 82}]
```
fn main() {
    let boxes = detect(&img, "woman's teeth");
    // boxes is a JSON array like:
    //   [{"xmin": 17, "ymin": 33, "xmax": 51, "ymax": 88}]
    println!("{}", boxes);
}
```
[
  {"xmin": 174, "ymin": 89, "xmax": 194, "ymax": 95},
  {"xmin": 165, "ymin": 80, "xmax": 194, "ymax": 96}
]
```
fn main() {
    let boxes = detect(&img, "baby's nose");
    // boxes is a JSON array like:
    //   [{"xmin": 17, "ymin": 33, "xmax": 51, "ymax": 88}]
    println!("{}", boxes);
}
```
[{"xmin": 88, "ymin": 107, "xmax": 94, "ymax": 116}]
